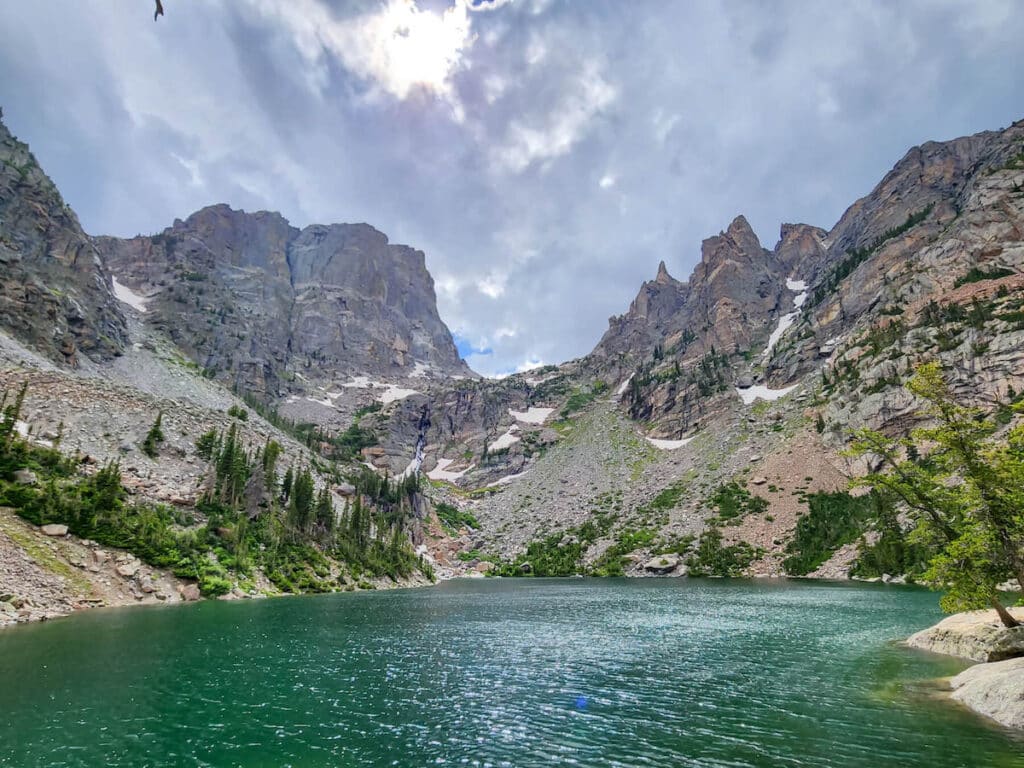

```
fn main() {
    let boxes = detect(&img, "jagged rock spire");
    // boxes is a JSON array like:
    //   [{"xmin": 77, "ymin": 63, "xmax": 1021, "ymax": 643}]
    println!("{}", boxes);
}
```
[{"xmin": 655, "ymin": 260, "xmax": 673, "ymax": 285}]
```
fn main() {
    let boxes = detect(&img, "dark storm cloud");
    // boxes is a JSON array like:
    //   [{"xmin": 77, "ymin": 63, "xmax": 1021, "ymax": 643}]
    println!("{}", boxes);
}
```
[{"xmin": 1, "ymin": 0, "xmax": 1022, "ymax": 376}]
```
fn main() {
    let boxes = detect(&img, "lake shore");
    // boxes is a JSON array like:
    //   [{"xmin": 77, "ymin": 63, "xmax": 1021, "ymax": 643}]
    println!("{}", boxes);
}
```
[
  {"xmin": 2, "ymin": 578, "xmax": 1018, "ymax": 766},
  {"xmin": 0, "ymin": 507, "xmax": 434, "ymax": 629},
  {"xmin": 6, "ymin": 517, "xmax": 1024, "ymax": 734},
  {"xmin": 907, "ymin": 607, "xmax": 1024, "ymax": 730}
]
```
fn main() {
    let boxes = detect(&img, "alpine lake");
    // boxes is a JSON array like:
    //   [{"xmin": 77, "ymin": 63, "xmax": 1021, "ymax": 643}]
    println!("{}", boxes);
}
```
[{"xmin": 1, "ymin": 578, "xmax": 1022, "ymax": 767}]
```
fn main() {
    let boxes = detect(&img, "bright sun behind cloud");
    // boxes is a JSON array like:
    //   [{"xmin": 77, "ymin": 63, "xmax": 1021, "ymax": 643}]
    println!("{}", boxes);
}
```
[
  {"xmin": 249, "ymin": 0, "xmax": 477, "ymax": 110},
  {"xmin": 371, "ymin": 0, "xmax": 474, "ymax": 99}
]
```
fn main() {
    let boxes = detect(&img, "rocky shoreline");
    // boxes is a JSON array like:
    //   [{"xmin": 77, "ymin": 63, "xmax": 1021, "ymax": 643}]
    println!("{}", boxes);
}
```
[
  {"xmin": 6, "ymin": 504, "xmax": 1023, "ymax": 737},
  {"xmin": 907, "ymin": 607, "xmax": 1024, "ymax": 730},
  {"xmin": 0, "ymin": 507, "xmax": 435, "ymax": 630}
]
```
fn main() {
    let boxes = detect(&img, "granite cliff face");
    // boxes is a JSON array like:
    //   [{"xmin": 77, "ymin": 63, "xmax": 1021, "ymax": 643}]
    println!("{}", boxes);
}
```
[
  {"xmin": 0, "ymin": 117, "xmax": 126, "ymax": 365},
  {"xmin": 95, "ymin": 205, "xmax": 472, "ymax": 397},
  {"xmin": 590, "ymin": 119, "xmax": 1024, "ymax": 441},
  {"xmin": 2, "ymin": 107, "xmax": 1024, "ymax": 595},
  {"xmin": 417, "ymin": 118, "xmax": 1024, "ymax": 584}
]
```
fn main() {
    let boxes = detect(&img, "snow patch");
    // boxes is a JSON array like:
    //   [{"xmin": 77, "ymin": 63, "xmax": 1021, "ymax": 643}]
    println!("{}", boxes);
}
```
[
  {"xmin": 339, "ymin": 376, "xmax": 419, "ymax": 404},
  {"xmin": 306, "ymin": 396, "xmax": 334, "ymax": 408},
  {"xmin": 397, "ymin": 456, "xmax": 421, "ymax": 481},
  {"xmin": 508, "ymin": 407, "xmax": 553, "ymax": 424},
  {"xmin": 645, "ymin": 436, "xmax": 693, "ymax": 450},
  {"xmin": 736, "ymin": 384, "xmax": 798, "ymax": 405},
  {"xmin": 427, "ymin": 458, "xmax": 474, "ymax": 482},
  {"xmin": 763, "ymin": 277, "xmax": 808, "ymax": 359},
  {"xmin": 379, "ymin": 384, "xmax": 419, "ymax": 404},
  {"xmin": 489, "ymin": 425, "xmax": 521, "ymax": 451},
  {"xmin": 495, "ymin": 471, "xmax": 529, "ymax": 485},
  {"xmin": 112, "ymin": 277, "xmax": 148, "ymax": 312},
  {"xmin": 764, "ymin": 313, "xmax": 799, "ymax": 357},
  {"xmin": 615, "ymin": 374, "xmax": 634, "ymax": 397}
]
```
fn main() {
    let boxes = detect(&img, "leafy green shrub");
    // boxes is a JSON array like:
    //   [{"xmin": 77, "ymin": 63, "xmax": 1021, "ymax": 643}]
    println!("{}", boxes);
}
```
[
  {"xmin": 589, "ymin": 526, "xmax": 658, "ymax": 576},
  {"xmin": 195, "ymin": 429, "xmax": 219, "ymax": 460},
  {"xmin": 954, "ymin": 266, "xmax": 1015, "ymax": 287},
  {"xmin": 707, "ymin": 482, "xmax": 767, "ymax": 522},
  {"xmin": 782, "ymin": 491, "xmax": 879, "ymax": 575},
  {"xmin": 850, "ymin": 511, "xmax": 932, "ymax": 581},
  {"xmin": 560, "ymin": 381, "xmax": 607, "ymax": 418},
  {"xmin": 226, "ymin": 405, "xmax": 249, "ymax": 420},
  {"xmin": 686, "ymin": 527, "xmax": 759, "ymax": 576},
  {"xmin": 434, "ymin": 502, "xmax": 480, "ymax": 532}
]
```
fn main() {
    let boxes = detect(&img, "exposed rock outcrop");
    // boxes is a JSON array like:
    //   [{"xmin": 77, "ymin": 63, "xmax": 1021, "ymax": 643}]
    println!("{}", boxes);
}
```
[
  {"xmin": 950, "ymin": 657, "xmax": 1024, "ymax": 730},
  {"xmin": 906, "ymin": 608, "xmax": 1024, "ymax": 663},
  {"xmin": 95, "ymin": 204, "xmax": 473, "ymax": 397},
  {"xmin": 593, "ymin": 215, "xmax": 789, "ymax": 367},
  {"xmin": 0, "ymin": 117, "xmax": 127, "ymax": 365}
]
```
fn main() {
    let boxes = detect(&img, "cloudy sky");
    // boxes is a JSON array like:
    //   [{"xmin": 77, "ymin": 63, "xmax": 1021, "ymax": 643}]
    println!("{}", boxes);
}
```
[{"xmin": 1, "ymin": 1, "xmax": 1022, "ymax": 375}]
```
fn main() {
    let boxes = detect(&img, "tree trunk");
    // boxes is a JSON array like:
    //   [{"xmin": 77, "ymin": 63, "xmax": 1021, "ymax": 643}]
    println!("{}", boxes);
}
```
[{"xmin": 991, "ymin": 596, "xmax": 1020, "ymax": 628}]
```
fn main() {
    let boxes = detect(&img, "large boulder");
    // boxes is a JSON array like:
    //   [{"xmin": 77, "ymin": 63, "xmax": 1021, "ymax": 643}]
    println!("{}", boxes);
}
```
[
  {"xmin": 40, "ymin": 524, "xmax": 68, "ymax": 537},
  {"xmin": 907, "ymin": 608, "xmax": 1024, "ymax": 662},
  {"xmin": 115, "ymin": 561, "xmax": 141, "ymax": 578},
  {"xmin": 178, "ymin": 583, "xmax": 201, "ymax": 602},
  {"xmin": 13, "ymin": 469, "xmax": 37, "ymax": 485},
  {"xmin": 643, "ymin": 553, "xmax": 686, "ymax": 575},
  {"xmin": 950, "ymin": 657, "xmax": 1024, "ymax": 729}
]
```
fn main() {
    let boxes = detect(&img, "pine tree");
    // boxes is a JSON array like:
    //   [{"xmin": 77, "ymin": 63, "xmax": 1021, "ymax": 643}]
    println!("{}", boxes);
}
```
[
  {"xmin": 852, "ymin": 362, "xmax": 1024, "ymax": 627},
  {"xmin": 281, "ymin": 465, "xmax": 294, "ymax": 503},
  {"xmin": 288, "ymin": 467, "xmax": 315, "ymax": 532},
  {"xmin": 315, "ymin": 487, "xmax": 334, "ymax": 532},
  {"xmin": 142, "ymin": 411, "xmax": 165, "ymax": 458}
]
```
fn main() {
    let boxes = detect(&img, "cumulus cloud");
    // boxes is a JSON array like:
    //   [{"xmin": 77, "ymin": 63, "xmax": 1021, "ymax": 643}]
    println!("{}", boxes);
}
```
[
  {"xmin": 246, "ymin": 0, "xmax": 477, "ymax": 114},
  {"xmin": 491, "ymin": 61, "xmax": 616, "ymax": 172},
  {"xmin": 1, "ymin": 0, "xmax": 1023, "ymax": 379}
]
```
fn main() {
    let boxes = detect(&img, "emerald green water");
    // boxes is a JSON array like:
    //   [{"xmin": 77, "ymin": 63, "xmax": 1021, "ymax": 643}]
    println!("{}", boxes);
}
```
[{"xmin": 0, "ymin": 579, "xmax": 1021, "ymax": 767}]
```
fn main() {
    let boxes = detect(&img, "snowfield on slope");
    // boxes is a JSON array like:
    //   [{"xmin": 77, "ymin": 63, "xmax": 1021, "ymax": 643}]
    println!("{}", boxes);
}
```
[{"xmin": 112, "ymin": 277, "xmax": 149, "ymax": 312}]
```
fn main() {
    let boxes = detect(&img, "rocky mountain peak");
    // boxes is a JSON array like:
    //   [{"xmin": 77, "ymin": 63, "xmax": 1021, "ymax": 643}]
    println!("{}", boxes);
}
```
[
  {"xmin": 654, "ymin": 260, "xmax": 674, "ymax": 285},
  {"xmin": 697, "ymin": 214, "xmax": 770, "ymax": 276},
  {"xmin": 96, "ymin": 204, "xmax": 472, "ymax": 397},
  {"xmin": 592, "ymin": 214, "xmax": 785, "ymax": 367},
  {"xmin": 826, "ymin": 124, "xmax": 1021, "ymax": 257}
]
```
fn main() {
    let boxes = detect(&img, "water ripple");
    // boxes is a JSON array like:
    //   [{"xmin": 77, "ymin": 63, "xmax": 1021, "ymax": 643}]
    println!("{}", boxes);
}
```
[{"xmin": 1, "ymin": 579, "xmax": 1022, "ymax": 767}]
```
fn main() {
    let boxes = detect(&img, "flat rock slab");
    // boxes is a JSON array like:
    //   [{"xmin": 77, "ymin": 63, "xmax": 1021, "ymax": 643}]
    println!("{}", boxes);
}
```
[
  {"xmin": 951, "ymin": 657, "xmax": 1024, "ymax": 729},
  {"xmin": 643, "ymin": 554, "xmax": 686, "ymax": 575},
  {"xmin": 907, "ymin": 607, "xmax": 1024, "ymax": 662}
]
